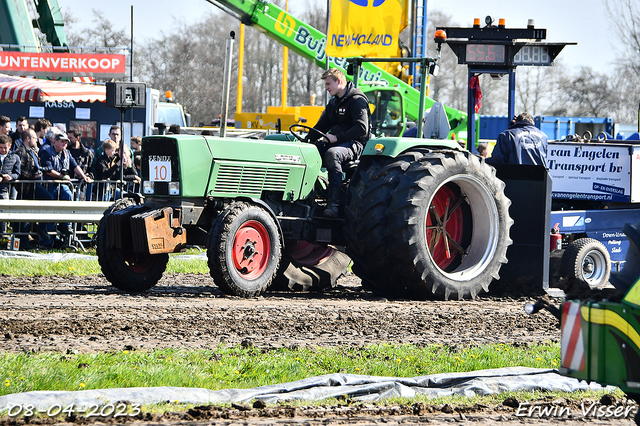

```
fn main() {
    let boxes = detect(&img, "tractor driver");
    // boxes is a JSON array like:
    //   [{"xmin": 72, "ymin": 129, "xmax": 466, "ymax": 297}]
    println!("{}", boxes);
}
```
[{"xmin": 312, "ymin": 68, "xmax": 370, "ymax": 218}]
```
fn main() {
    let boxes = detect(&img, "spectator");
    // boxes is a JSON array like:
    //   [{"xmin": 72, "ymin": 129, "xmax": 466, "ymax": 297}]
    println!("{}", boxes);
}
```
[
  {"xmin": 14, "ymin": 129, "xmax": 54, "ymax": 249},
  {"xmin": 95, "ymin": 139, "xmax": 139, "ymax": 200},
  {"xmin": 44, "ymin": 127, "xmax": 63, "ymax": 147},
  {"xmin": 55, "ymin": 123, "xmax": 66, "ymax": 134},
  {"xmin": 11, "ymin": 116, "xmax": 28, "ymax": 148},
  {"xmin": 84, "ymin": 137, "xmax": 95, "ymax": 153},
  {"xmin": 168, "ymin": 124, "xmax": 181, "ymax": 134},
  {"xmin": 130, "ymin": 135, "xmax": 142, "ymax": 154},
  {"xmin": 201, "ymin": 130, "xmax": 214, "ymax": 136},
  {"xmin": 67, "ymin": 128, "xmax": 94, "ymax": 201},
  {"xmin": 0, "ymin": 116, "xmax": 11, "ymax": 137},
  {"xmin": 130, "ymin": 136, "xmax": 142, "ymax": 173},
  {"xmin": 487, "ymin": 113, "xmax": 548, "ymax": 167},
  {"xmin": 34, "ymin": 118, "xmax": 51, "ymax": 148},
  {"xmin": 477, "ymin": 143, "xmax": 490, "ymax": 158},
  {"xmin": 0, "ymin": 135, "xmax": 20, "ymax": 235},
  {"xmin": 39, "ymin": 133, "xmax": 93, "ymax": 235},
  {"xmin": 67, "ymin": 128, "xmax": 94, "ymax": 176},
  {"xmin": 91, "ymin": 125, "xmax": 131, "ymax": 174}
]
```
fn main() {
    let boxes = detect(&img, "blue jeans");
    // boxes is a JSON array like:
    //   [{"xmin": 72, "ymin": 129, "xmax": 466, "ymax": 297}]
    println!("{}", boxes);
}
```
[
  {"xmin": 47, "ymin": 182, "xmax": 74, "ymax": 231},
  {"xmin": 21, "ymin": 183, "xmax": 55, "ymax": 247}
]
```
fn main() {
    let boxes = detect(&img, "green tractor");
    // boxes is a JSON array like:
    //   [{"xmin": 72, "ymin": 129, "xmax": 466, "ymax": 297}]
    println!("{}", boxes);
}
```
[
  {"xmin": 97, "ymin": 109, "xmax": 513, "ymax": 300},
  {"xmin": 528, "ymin": 220, "xmax": 640, "ymax": 423}
]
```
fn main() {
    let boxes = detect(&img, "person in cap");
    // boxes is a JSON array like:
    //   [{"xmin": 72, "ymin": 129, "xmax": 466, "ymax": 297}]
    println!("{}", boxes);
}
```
[{"xmin": 39, "ymin": 133, "xmax": 93, "ymax": 235}]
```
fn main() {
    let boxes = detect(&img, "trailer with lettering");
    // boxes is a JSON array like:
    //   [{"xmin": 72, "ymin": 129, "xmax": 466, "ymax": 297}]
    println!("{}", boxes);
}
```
[{"xmin": 547, "ymin": 141, "xmax": 640, "ymax": 289}]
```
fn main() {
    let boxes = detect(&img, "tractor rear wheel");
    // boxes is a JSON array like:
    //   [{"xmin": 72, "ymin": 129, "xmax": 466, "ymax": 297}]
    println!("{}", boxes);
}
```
[
  {"xmin": 208, "ymin": 202, "xmax": 281, "ymax": 297},
  {"xmin": 387, "ymin": 150, "xmax": 512, "ymax": 300},
  {"xmin": 344, "ymin": 152, "xmax": 427, "ymax": 298},
  {"xmin": 97, "ymin": 198, "xmax": 169, "ymax": 292}
]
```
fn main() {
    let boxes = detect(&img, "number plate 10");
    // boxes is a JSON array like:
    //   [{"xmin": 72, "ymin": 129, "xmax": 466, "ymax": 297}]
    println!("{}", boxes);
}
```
[{"xmin": 149, "ymin": 160, "xmax": 171, "ymax": 182}]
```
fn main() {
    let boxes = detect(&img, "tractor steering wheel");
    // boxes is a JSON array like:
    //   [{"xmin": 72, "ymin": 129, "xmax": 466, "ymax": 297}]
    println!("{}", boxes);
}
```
[{"xmin": 289, "ymin": 124, "xmax": 329, "ymax": 144}]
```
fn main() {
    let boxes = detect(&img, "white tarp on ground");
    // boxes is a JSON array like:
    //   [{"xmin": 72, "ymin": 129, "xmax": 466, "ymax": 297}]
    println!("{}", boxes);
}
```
[{"xmin": 0, "ymin": 368, "xmax": 609, "ymax": 411}]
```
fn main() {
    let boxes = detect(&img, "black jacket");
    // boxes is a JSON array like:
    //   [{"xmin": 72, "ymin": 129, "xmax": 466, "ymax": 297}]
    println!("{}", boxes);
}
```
[
  {"xmin": 15, "ymin": 145, "xmax": 41, "ymax": 180},
  {"xmin": 314, "ymin": 81, "xmax": 371, "ymax": 144},
  {"xmin": 0, "ymin": 152, "xmax": 20, "ymax": 193},
  {"xmin": 68, "ymin": 144, "xmax": 94, "ymax": 178},
  {"xmin": 96, "ymin": 154, "xmax": 138, "ymax": 181},
  {"xmin": 488, "ymin": 119, "xmax": 548, "ymax": 167}
]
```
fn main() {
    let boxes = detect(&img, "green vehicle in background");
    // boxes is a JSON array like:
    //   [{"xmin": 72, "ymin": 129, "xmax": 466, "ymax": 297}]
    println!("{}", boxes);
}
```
[
  {"xmin": 528, "ymin": 220, "xmax": 640, "ymax": 424},
  {"xmin": 96, "ymin": 105, "xmax": 512, "ymax": 300}
]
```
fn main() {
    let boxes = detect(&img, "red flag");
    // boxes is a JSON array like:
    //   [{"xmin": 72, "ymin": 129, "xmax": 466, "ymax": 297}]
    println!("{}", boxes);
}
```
[{"xmin": 469, "ymin": 75, "xmax": 482, "ymax": 113}]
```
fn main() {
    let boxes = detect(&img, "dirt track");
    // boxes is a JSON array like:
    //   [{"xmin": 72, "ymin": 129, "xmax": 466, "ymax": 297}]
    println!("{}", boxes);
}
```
[
  {"xmin": 0, "ymin": 272, "xmax": 634, "ymax": 424},
  {"xmin": 0, "ymin": 272, "xmax": 561, "ymax": 353}
]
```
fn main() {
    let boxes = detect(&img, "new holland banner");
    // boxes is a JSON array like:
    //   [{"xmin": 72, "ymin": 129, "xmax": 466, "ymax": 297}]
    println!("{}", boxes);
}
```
[{"xmin": 326, "ymin": 0, "xmax": 406, "ymax": 57}]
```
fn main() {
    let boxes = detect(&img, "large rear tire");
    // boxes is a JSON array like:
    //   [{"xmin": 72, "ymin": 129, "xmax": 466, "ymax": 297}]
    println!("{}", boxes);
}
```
[
  {"xmin": 386, "ymin": 150, "xmax": 512, "ymax": 300},
  {"xmin": 344, "ymin": 152, "xmax": 425, "ymax": 297},
  {"xmin": 96, "ymin": 198, "xmax": 169, "ymax": 292},
  {"xmin": 208, "ymin": 202, "xmax": 281, "ymax": 297}
]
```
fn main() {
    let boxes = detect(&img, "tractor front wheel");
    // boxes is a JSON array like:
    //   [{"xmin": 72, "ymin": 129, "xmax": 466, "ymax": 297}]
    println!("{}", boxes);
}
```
[
  {"xmin": 96, "ymin": 199, "xmax": 169, "ymax": 292},
  {"xmin": 208, "ymin": 202, "xmax": 281, "ymax": 297}
]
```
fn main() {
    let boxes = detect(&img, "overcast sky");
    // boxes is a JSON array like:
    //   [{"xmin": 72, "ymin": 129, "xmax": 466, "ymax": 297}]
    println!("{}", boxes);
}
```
[{"xmin": 61, "ymin": 0, "xmax": 618, "ymax": 73}]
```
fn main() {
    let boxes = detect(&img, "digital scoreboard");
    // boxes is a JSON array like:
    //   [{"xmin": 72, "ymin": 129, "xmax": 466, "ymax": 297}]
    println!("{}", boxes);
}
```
[{"xmin": 465, "ymin": 44, "xmax": 506, "ymax": 64}]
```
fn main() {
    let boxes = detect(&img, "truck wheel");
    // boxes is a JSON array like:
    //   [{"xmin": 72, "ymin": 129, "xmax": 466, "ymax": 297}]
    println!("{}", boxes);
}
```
[
  {"xmin": 387, "ymin": 150, "xmax": 513, "ymax": 300},
  {"xmin": 345, "ymin": 152, "xmax": 426, "ymax": 297},
  {"xmin": 208, "ymin": 202, "xmax": 281, "ymax": 297},
  {"xmin": 561, "ymin": 238, "xmax": 611, "ymax": 289},
  {"xmin": 97, "ymin": 199, "xmax": 169, "ymax": 292},
  {"xmin": 272, "ymin": 241, "xmax": 351, "ymax": 291}
]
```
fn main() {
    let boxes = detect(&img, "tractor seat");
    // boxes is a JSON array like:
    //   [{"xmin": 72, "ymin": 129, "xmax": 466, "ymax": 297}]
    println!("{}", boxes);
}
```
[{"xmin": 344, "ymin": 160, "xmax": 360, "ymax": 182}]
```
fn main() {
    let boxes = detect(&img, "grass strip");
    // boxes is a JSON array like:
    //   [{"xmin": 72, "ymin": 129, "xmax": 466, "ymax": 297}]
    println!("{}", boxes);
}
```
[
  {"xmin": 0, "ymin": 249, "xmax": 209, "ymax": 276},
  {"xmin": 1, "ymin": 343, "xmax": 561, "ymax": 395}
]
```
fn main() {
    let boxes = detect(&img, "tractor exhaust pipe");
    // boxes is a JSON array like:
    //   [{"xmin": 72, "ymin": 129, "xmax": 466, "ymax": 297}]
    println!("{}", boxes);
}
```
[{"xmin": 220, "ymin": 31, "xmax": 235, "ymax": 138}]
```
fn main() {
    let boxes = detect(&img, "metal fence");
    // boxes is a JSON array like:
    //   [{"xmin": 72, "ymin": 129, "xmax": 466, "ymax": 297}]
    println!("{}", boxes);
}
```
[{"xmin": 0, "ymin": 179, "xmax": 133, "ymax": 251}]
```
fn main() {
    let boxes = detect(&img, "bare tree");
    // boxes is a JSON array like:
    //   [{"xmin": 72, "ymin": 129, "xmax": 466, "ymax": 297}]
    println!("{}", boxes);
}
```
[
  {"xmin": 426, "ymin": 10, "xmax": 468, "ymax": 112},
  {"xmin": 606, "ymin": 0, "xmax": 640, "ymax": 72},
  {"xmin": 286, "ymin": 3, "xmax": 328, "ymax": 108},
  {"xmin": 136, "ymin": 13, "xmax": 239, "ymax": 126},
  {"xmin": 558, "ymin": 66, "xmax": 618, "ymax": 117},
  {"xmin": 64, "ymin": 9, "xmax": 130, "ymax": 49}
]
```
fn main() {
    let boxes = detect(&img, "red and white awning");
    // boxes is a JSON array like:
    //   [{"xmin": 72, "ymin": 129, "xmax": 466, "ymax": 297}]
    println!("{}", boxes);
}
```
[{"xmin": 0, "ymin": 73, "xmax": 106, "ymax": 102}]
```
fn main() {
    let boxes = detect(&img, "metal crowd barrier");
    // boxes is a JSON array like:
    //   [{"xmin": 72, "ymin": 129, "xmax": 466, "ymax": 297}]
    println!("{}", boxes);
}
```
[{"xmin": 0, "ymin": 179, "xmax": 138, "ymax": 251}]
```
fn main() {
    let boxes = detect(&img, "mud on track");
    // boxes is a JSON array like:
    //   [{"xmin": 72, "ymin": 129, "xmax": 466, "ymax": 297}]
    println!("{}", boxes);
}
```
[
  {"xmin": 2, "ymin": 273, "xmax": 633, "ymax": 425},
  {"xmin": 0, "ymin": 272, "xmax": 560, "ymax": 353}
]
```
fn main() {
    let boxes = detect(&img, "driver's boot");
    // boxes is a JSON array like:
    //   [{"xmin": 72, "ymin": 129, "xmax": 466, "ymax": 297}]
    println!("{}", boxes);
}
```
[{"xmin": 323, "ymin": 186, "xmax": 341, "ymax": 218}]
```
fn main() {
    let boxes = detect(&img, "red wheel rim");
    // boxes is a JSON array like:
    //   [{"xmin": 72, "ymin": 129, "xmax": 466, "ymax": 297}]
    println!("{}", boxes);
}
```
[
  {"xmin": 123, "ymin": 253, "xmax": 155, "ymax": 273},
  {"xmin": 426, "ymin": 184, "xmax": 465, "ymax": 270},
  {"xmin": 232, "ymin": 220, "xmax": 271, "ymax": 279},
  {"xmin": 286, "ymin": 241, "xmax": 333, "ymax": 266}
]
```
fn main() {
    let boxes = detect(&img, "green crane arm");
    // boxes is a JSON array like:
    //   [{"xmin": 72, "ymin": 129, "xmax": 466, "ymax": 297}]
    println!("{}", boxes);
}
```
[
  {"xmin": 35, "ymin": 0, "xmax": 69, "ymax": 48},
  {"xmin": 204, "ymin": 0, "xmax": 469, "ymax": 137},
  {"xmin": 0, "ymin": 0, "xmax": 68, "ymax": 50}
]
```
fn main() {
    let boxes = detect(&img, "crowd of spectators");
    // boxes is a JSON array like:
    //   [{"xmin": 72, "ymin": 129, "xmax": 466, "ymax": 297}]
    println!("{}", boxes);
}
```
[{"xmin": 0, "ymin": 115, "xmax": 143, "ymax": 250}]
